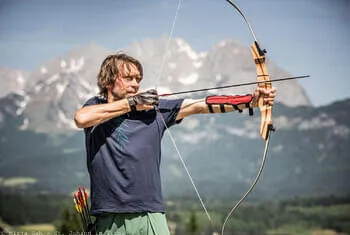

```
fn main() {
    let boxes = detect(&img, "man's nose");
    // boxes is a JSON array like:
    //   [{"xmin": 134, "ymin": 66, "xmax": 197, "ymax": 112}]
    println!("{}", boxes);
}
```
[{"xmin": 130, "ymin": 78, "xmax": 139, "ymax": 87}]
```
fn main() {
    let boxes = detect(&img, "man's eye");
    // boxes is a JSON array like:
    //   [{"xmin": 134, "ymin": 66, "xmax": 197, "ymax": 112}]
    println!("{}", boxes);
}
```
[
  {"xmin": 132, "ymin": 77, "xmax": 142, "ymax": 82},
  {"xmin": 123, "ymin": 76, "xmax": 141, "ymax": 82},
  {"xmin": 123, "ymin": 77, "xmax": 133, "ymax": 82}
]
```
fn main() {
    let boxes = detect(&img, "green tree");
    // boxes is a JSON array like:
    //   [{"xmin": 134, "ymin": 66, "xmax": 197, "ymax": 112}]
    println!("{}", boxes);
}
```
[
  {"xmin": 57, "ymin": 208, "xmax": 82, "ymax": 233},
  {"xmin": 186, "ymin": 211, "xmax": 199, "ymax": 235}
]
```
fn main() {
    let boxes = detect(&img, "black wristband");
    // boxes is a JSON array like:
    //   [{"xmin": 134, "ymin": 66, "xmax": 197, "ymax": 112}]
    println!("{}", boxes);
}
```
[{"xmin": 127, "ymin": 96, "xmax": 137, "ymax": 112}]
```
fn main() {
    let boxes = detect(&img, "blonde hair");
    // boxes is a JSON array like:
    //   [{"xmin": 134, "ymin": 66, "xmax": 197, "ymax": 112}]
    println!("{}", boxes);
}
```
[{"xmin": 97, "ymin": 53, "xmax": 143, "ymax": 98}]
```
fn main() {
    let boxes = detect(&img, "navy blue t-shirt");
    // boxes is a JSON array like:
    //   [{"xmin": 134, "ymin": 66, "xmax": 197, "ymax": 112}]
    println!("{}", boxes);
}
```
[{"xmin": 83, "ymin": 96, "xmax": 184, "ymax": 215}]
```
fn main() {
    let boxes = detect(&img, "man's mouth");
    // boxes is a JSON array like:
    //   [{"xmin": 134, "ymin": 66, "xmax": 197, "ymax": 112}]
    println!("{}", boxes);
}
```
[{"xmin": 126, "ymin": 91, "xmax": 137, "ymax": 97}]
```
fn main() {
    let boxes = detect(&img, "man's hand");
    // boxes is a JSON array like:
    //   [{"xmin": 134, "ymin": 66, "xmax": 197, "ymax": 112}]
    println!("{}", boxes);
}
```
[
  {"xmin": 127, "ymin": 89, "xmax": 159, "ymax": 112},
  {"xmin": 251, "ymin": 87, "xmax": 276, "ymax": 108}
]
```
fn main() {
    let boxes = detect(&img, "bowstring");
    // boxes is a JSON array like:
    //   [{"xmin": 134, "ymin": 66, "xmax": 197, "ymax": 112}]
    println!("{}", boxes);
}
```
[
  {"xmin": 155, "ymin": 0, "xmax": 216, "ymax": 231},
  {"xmin": 155, "ymin": 0, "xmax": 184, "ymax": 89},
  {"xmin": 157, "ymin": 107, "xmax": 216, "ymax": 230}
]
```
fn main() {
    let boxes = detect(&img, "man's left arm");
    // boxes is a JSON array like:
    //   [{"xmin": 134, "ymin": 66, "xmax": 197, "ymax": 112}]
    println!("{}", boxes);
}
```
[{"xmin": 176, "ymin": 87, "xmax": 276, "ymax": 121}]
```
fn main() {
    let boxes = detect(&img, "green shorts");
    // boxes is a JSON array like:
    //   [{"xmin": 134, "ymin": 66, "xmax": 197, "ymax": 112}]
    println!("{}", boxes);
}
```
[{"xmin": 95, "ymin": 212, "xmax": 170, "ymax": 235}]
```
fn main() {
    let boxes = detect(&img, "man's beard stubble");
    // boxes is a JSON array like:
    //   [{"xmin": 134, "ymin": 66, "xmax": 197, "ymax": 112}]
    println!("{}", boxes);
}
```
[{"xmin": 110, "ymin": 90, "xmax": 125, "ymax": 102}]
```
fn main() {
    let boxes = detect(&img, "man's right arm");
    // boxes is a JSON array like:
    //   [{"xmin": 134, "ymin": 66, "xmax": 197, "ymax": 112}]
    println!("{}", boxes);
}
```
[
  {"xmin": 75, "ymin": 89, "xmax": 159, "ymax": 128},
  {"xmin": 74, "ymin": 99, "xmax": 131, "ymax": 128}
]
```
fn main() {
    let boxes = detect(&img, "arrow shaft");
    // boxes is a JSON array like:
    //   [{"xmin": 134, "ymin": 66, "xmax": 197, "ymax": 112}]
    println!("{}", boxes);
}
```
[{"xmin": 159, "ymin": 75, "xmax": 309, "ymax": 97}]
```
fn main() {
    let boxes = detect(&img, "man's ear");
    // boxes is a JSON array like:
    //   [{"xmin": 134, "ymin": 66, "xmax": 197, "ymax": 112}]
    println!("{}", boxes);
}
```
[{"xmin": 106, "ymin": 84, "xmax": 112, "ymax": 90}]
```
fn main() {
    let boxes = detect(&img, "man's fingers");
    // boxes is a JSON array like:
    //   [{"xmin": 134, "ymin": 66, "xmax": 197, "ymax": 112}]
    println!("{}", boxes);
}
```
[
  {"xmin": 143, "ymin": 104, "xmax": 155, "ymax": 110},
  {"xmin": 142, "ymin": 94, "xmax": 158, "ymax": 105},
  {"xmin": 136, "ymin": 104, "xmax": 155, "ymax": 111},
  {"xmin": 128, "ymin": 89, "xmax": 159, "ymax": 112},
  {"xmin": 147, "ymin": 89, "xmax": 158, "ymax": 95},
  {"xmin": 255, "ymin": 87, "xmax": 276, "ymax": 106},
  {"xmin": 258, "ymin": 87, "xmax": 276, "ymax": 95},
  {"xmin": 263, "ymin": 99, "xmax": 274, "ymax": 106}
]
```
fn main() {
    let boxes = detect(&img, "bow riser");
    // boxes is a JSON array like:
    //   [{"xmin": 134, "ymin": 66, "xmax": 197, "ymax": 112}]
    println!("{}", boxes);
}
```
[{"xmin": 251, "ymin": 42, "xmax": 273, "ymax": 140}]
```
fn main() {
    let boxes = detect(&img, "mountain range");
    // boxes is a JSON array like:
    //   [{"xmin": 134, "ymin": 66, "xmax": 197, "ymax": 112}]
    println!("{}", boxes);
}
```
[{"xmin": 0, "ymin": 38, "xmax": 348, "ymax": 202}]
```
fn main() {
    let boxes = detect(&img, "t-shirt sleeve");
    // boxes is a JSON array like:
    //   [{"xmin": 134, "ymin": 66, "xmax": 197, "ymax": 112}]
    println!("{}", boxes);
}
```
[
  {"xmin": 82, "ymin": 96, "xmax": 104, "ymax": 133},
  {"xmin": 158, "ymin": 98, "xmax": 184, "ymax": 128},
  {"xmin": 83, "ymin": 96, "xmax": 100, "ymax": 107}
]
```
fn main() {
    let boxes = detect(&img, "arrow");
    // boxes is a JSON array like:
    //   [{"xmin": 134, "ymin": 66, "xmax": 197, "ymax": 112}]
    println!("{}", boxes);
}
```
[
  {"xmin": 159, "ymin": 75, "xmax": 309, "ymax": 97},
  {"xmin": 73, "ymin": 186, "xmax": 94, "ymax": 232},
  {"xmin": 82, "ymin": 187, "xmax": 93, "ymax": 225},
  {"xmin": 74, "ymin": 193, "xmax": 87, "ymax": 230}
]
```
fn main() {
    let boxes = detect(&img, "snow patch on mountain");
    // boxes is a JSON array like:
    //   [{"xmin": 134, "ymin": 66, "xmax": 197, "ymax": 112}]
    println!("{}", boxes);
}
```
[
  {"xmin": 19, "ymin": 118, "xmax": 29, "ymax": 130},
  {"xmin": 198, "ymin": 52, "xmax": 207, "ymax": 58},
  {"xmin": 215, "ymin": 74, "xmax": 222, "ymax": 81},
  {"xmin": 272, "ymin": 145, "xmax": 284, "ymax": 152},
  {"xmin": 218, "ymin": 40, "xmax": 227, "ymax": 47},
  {"xmin": 57, "ymin": 109, "xmax": 76, "ymax": 129},
  {"xmin": 65, "ymin": 57, "xmax": 85, "ymax": 73},
  {"xmin": 331, "ymin": 126, "xmax": 349, "ymax": 138},
  {"xmin": 274, "ymin": 116, "xmax": 302, "ymax": 130},
  {"xmin": 274, "ymin": 114, "xmax": 349, "ymax": 138},
  {"xmin": 298, "ymin": 113, "xmax": 336, "ymax": 130},
  {"xmin": 15, "ymin": 95, "xmax": 30, "ymax": 116},
  {"xmin": 180, "ymin": 131, "xmax": 216, "ymax": 145},
  {"xmin": 193, "ymin": 61, "xmax": 202, "ymax": 68},
  {"xmin": 155, "ymin": 86, "xmax": 172, "ymax": 96},
  {"xmin": 46, "ymin": 74, "xmax": 60, "ymax": 86},
  {"xmin": 40, "ymin": 66, "xmax": 47, "ymax": 74},
  {"xmin": 224, "ymin": 126, "xmax": 259, "ymax": 139},
  {"xmin": 60, "ymin": 60, "xmax": 67, "ymax": 68},
  {"xmin": 56, "ymin": 81, "xmax": 69, "ymax": 97},
  {"xmin": 178, "ymin": 73, "xmax": 199, "ymax": 85},
  {"xmin": 17, "ymin": 74, "xmax": 25, "ymax": 85},
  {"xmin": 176, "ymin": 39, "xmax": 199, "ymax": 60},
  {"xmin": 168, "ymin": 62, "xmax": 177, "ymax": 69},
  {"xmin": 0, "ymin": 69, "xmax": 29, "ymax": 98},
  {"xmin": 181, "ymin": 117, "xmax": 200, "ymax": 130}
]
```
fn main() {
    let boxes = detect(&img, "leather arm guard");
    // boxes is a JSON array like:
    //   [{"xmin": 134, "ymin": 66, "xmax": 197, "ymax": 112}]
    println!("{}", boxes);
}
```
[{"xmin": 205, "ymin": 94, "xmax": 254, "ymax": 115}]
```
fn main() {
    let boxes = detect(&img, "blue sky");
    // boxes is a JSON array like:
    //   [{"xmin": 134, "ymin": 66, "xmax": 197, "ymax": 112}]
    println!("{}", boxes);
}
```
[{"xmin": 0, "ymin": 0, "xmax": 349, "ymax": 106}]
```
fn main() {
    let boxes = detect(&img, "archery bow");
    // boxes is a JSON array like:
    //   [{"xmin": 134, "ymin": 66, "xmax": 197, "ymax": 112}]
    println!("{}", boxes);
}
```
[{"xmin": 220, "ymin": 1, "xmax": 276, "ymax": 234}]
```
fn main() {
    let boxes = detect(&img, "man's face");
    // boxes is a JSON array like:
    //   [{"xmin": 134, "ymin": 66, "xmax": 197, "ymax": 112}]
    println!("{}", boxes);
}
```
[{"xmin": 108, "ymin": 63, "xmax": 142, "ymax": 101}]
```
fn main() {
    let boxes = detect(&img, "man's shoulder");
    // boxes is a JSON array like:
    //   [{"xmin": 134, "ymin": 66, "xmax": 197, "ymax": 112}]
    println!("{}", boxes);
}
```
[{"xmin": 83, "ymin": 96, "xmax": 107, "ymax": 107}]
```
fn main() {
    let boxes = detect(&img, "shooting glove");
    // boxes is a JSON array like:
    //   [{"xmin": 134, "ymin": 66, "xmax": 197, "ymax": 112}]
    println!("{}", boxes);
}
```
[{"xmin": 127, "ymin": 89, "xmax": 159, "ymax": 112}]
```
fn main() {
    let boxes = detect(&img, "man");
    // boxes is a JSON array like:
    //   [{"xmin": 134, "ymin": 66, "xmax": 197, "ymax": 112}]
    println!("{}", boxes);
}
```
[{"xmin": 74, "ymin": 53, "xmax": 275, "ymax": 235}]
